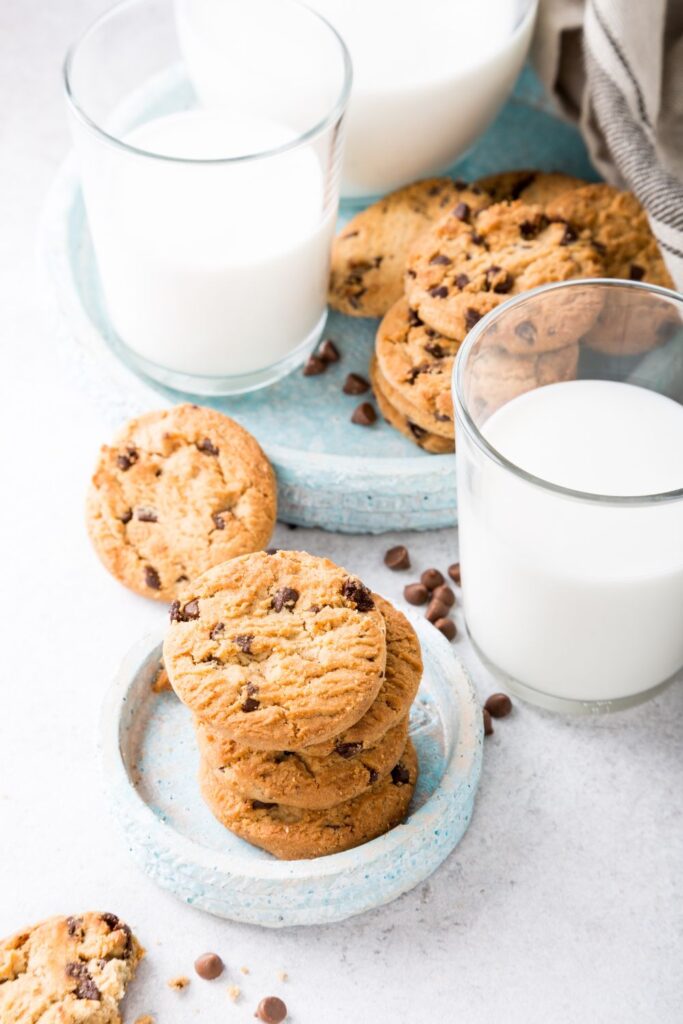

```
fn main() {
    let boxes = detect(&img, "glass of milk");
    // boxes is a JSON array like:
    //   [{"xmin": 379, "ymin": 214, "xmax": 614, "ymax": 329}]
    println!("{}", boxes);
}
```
[
  {"xmin": 64, "ymin": 0, "xmax": 351, "ymax": 395},
  {"xmin": 178, "ymin": 0, "xmax": 537, "ymax": 200},
  {"xmin": 453, "ymin": 280, "xmax": 683, "ymax": 713}
]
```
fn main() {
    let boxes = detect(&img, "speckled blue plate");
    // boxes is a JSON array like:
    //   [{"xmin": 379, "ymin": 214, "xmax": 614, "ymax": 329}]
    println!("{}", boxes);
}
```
[
  {"xmin": 41, "ymin": 67, "xmax": 598, "ymax": 533},
  {"xmin": 100, "ymin": 614, "xmax": 483, "ymax": 927}
]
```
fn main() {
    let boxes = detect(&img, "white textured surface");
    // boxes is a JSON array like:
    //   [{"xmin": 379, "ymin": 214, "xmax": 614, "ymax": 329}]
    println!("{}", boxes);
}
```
[{"xmin": 1, "ymin": 3, "xmax": 682, "ymax": 1022}]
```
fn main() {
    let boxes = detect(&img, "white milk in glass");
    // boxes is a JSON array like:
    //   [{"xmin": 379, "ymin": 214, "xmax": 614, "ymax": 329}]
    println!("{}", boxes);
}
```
[
  {"xmin": 458, "ymin": 380, "xmax": 683, "ymax": 702},
  {"xmin": 78, "ymin": 110, "xmax": 334, "ymax": 378}
]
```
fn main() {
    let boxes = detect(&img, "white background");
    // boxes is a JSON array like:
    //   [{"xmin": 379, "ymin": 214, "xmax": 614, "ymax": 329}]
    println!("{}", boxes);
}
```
[{"xmin": 1, "ymin": 2, "xmax": 682, "ymax": 1021}]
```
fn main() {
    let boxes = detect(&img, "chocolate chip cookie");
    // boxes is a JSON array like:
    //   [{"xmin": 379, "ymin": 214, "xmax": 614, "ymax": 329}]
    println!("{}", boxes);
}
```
[
  {"xmin": 476, "ymin": 169, "xmax": 585, "ymax": 206},
  {"xmin": 371, "ymin": 358, "xmax": 455, "ymax": 454},
  {"xmin": 164, "ymin": 550, "xmax": 387, "ymax": 750},
  {"xmin": 197, "ymin": 715, "xmax": 409, "ymax": 810},
  {"xmin": 86, "ymin": 405, "xmax": 277, "ymax": 602},
  {"xmin": 199, "ymin": 739, "xmax": 418, "ymax": 859},
  {"xmin": 375, "ymin": 297, "xmax": 461, "ymax": 437},
  {"xmin": 0, "ymin": 912, "xmax": 143, "ymax": 1024},
  {"xmin": 328, "ymin": 178, "xmax": 492, "ymax": 317},
  {"xmin": 405, "ymin": 201, "xmax": 605, "ymax": 349},
  {"xmin": 466, "ymin": 342, "xmax": 580, "ymax": 419}
]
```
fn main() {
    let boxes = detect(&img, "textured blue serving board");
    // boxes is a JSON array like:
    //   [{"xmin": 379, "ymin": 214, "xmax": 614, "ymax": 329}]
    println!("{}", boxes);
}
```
[{"xmin": 42, "ymin": 66, "xmax": 599, "ymax": 533}]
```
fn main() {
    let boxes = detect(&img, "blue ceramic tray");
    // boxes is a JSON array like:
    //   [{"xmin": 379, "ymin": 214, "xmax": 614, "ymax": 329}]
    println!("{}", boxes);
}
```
[
  {"xmin": 41, "ymin": 67, "xmax": 598, "ymax": 533},
  {"xmin": 101, "ymin": 614, "xmax": 483, "ymax": 927}
]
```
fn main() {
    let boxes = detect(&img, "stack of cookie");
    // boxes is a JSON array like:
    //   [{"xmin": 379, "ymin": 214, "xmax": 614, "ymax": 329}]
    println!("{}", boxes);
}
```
[
  {"xmin": 163, "ymin": 549, "xmax": 422, "ymax": 860},
  {"xmin": 329, "ymin": 172, "xmax": 674, "ymax": 451}
]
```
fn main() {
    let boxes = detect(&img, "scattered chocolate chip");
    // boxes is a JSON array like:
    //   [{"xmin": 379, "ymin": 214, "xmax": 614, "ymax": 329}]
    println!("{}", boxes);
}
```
[
  {"xmin": 421, "ymin": 568, "xmax": 444, "ymax": 590},
  {"xmin": 483, "ymin": 708, "xmax": 494, "ymax": 736},
  {"xmin": 271, "ymin": 587, "xmax": 299, "ymax": 612},
  {"xmin": 429, "ymin": 253, "xmax": 452, "ymax": 265},
  {"xmin": 194, "ymin": 953, "xmax": 224, "ymax": 980},
  {"xmin": 433, "ymin": 584, "xmax": 455, "ymax": 607},
  {"xmin": 252, "ymin": 800, "xmax": 278, "ymax": 811},
  {"xmin": 120, "ymin": 509, "xmax": 132, "ymax": 524},
  {"xmin": 465, "ymin": 308, "xmax": 482, "ymax": 330},
  {"xmin": 303, "ymin": 354, "xmax": 326, "ymax": 376},
  {"xmin": 426, "ymin": 598, "xmax": 450, "ymax": 623},
  {"xmin": 136, "ymin": 507, "xmax": 158, "ymax": 522},
  {"xmin": 452, "ymin": 201, "xmax": 470, "ymax": 221},
  {"xmin": 404, "ymin": 582, "xmax": 429, "ymax": 605},
  {"xmin": 144, "ymin": 566, "xmax": 161, "ymax": 590},
  {"xmin": 435, "ymin": 617, "xmax": 456, "ymax": 640},
  {"xmin": 391, "ymin": 762, "xmax": 410, "ymax": 786},
  {"xmin": 514, "ymin": 320, "xmax": 537, "ymax": 344},
  {"xmin": 66, "ymin": 962, "xmax": 101, "ymax": 1002},
  {"xmin": 384, "ymin": 545, "xmax": 410, "ymax": 570},
  {"xmin": 429, "ymin": 285, "xmax": 449, "ymax": 299},
  {"xmin": 448, "ymin": 562, "xmax": 461, "ymax": 584},
  {"xmin": 212, "ymin": 512, "xmax": 226, "ymax": 529},
  {"xmin": 407, "ymin": 307, "xmax": 423, "ymax": 327},
  {"xmin": 265, "ymin": 547, "xmax": 279, "ymax": 555},
  {"xmin": 116, "ymin": 447, "xmax": 138, "ymax": 471},
  {"xmin": 343, "ymin": 372, "xmax": 370, "ymax": 394},
  {"xmin": 335, "ymin": 741, "xmax": 363, "ymax": 759},
  {"xmin": 351, "ymin": 402, "xmax": 376, "ymax": 426},
  {"xmin": 197, "ymin": 437, "xmax": 219, "ymax": 456},
  {"xmin": 559, "ymin": 223, "xmax": 577, "ymax": 245},
  {"xmin": 318, "ymin": 338, "xmax": 340, "ymax": 363},
  {"xmin": 424, "ymin": 341, "xmax": 446, "ymax": 359},
  {"xmin": 485, "ymin": 692, "xmax": 513, "ymax": 718},
  {"xmin": 209, "ymin": 622, "xmax": 224, "ymax": 640},
  {"xmin": 455, "ymin": 273, "xmax": 470, "ymax": 289},
  {"xmin": 629, "ymin": 264, "xmax": 645, "ymax": 281},
  {"xmin": 234, "ymin": 634, "xmax": 254, "ymax": 654},
  {"xmin": 256, "ymin": 995, "xmax": 288, "ymax": 1023},
  {"xmin": 341, "ymin": 578, "xmax": 375, "ymax": 612}
]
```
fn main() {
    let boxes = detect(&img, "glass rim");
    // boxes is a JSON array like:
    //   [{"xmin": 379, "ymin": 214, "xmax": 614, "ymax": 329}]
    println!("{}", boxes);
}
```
[
  {"xmin": 453, "ymin": 277, "xmax": 683, "ymax": 507},
  {"xmin": 63, "ymin": 0, "xmax": 353, "ymax": 165}
]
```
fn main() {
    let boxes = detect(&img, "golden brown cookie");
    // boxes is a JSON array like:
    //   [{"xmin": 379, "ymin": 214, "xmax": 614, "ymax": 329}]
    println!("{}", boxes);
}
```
[
  {"xmin": 163, "ymin": 550, "xmax": 387, "ymax": 750},
  {"xmin": 405, "ymin": 201, "xmax": 605, "ymax": 349},
  {"xmin": 0, "ymin": 913, "xmax": 143, "ymax": 1024},
  {"xmin": 476, "ymin": 169, "xmax": 585, "ymax": 205},
  {"xmin": 328, "ymin": 178, "xmax": 492, "ymax": 317},
  {"xmin": 371, "ymin": 358, "xmax": 455, "ymax": 454},
  {"xmin": 197, "ymin": 716, "xmax": 409, "ymax": 810},
  {"xmin": 199, "ymin": 739, "xmax": 418, "ymax": 859},
  {"xmin": 375, "ymin": 297, "xmax": 461, "ymax": 437},
  {"xmin": 465, "ymin": 342, "xmax": 580, "ymax": 420},
  {"xmin": 86, "ymin": 405, "xmax": 277, "ymax": 602}
]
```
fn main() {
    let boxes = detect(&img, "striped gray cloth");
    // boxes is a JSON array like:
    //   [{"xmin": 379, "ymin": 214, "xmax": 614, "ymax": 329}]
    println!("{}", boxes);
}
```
[{"xmin": 532, "ymin": 0, "xmax": 683, "ymax": 290}]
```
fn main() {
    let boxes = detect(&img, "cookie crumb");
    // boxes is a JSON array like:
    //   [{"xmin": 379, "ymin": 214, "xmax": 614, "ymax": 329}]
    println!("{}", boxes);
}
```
[
  {"xmin": 168, "ymin": 975, "xmax": 190, "ymax": 990},
  {"xmin": 277, "ymin": 970, "xmax": 289, "ymax": 982},
  {"xmin": 227, "ymin": 984, "xmax": 242, "ymax": 1003},
  {"xmin": 240, "ymin": 965, "xmax": 250, "ymax": 975},
  {"xmin": 135, "ymin": 1016, "xmax": 155, "ymax": 1024}
]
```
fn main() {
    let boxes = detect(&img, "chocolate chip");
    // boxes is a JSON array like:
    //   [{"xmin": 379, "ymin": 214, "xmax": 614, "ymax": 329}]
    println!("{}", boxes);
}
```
[
  {"xmin": 485, "ymin": 692, "xmax": 513, "ymax": 718},
  {"xmin": 453, "ymin": 201, "xmax": 470, "ymax": 221},
  {"xmin": 144, "ymin": 566, "xmax": 161, "ymax": 590},
  {"xmin": 448, "ymin": 562, "xmax": 461, "ymax": 584},
  {"xmin": 629, "ymin": 264, "xmax": 645, "ymax": 281},
  {"xmin": 433, "ymin": 584, "xmax": 455, "ymax": 607},
  {"xmin": 368, "ymin": 768, "xmax": 379, "ymax": 784},
  {"xmin": 271, "ymin": 587, "xmax": 299, "ymax": 612},
  {"xmin": 66, "ymin": 962, "xmax": 101, "ymax": 1002},
  {"xmin": 559, "ymin": 223, "xmax": 577, "ymax": 245},
  {"xmin": 255, "ymin": 996, "xmax": 288, "ymax": 1023},
  {"xmin": 384, "ymin": 545, "xmax": 410, "ymax": 571},
  {"xmin": 341, "ymin": 577, "xmax": 375, "ymax": 611},
  {"xmin": 485, "ymin": 266, "xmax": 513, "ymax": 294},
  {"xmin": 209, "ymin": 622, "xmax": 224, "ymax": 639},
  {"xmin": 234, "ymin": 634, "xmax": 254, "ymax": 654},
  {"xmin": 197, "ymin": 437, "xmax": 219, "ymax": 456},
  {"xmin": 435, "ymin": 617, "xmax": 456, "ymax": 640},
  {"xmin": 391, "ymin": 762, "xmax": 410, "ymax": 786},
  {"xmin": 429, "ymin": 285, "xmax": 449, "ymax": 298},
  {"xmin": 336, "ymin": 741, "xmax": 363, "ymax": 759},
  {"xmin": 66, "ymin": 916, "xmax": 82, "ymax": 936},
  {"xmin": 426, "ymin": 597, "xmax": 450, "ymax": 623},
  {"xmin": 408, "ymin": 308, "xmax": 423, "ymax": 327},
  {"xmin": 465, "ymin": 308, "xmax": 482, "ymax": 330},
  {"xmin": 242, "ymin": 696, "xmax": 260, "ymax": 713},
  {"xmin": 407, "ymin": 268, "xmax": 417, "ymax": 279},
  {"xmin": 408, "ymin": 421, "xmax": 427, "ymax": 439},
  {"xmin": 265, "ymin": 547, "xmax": 279, "ymax": 554},
  {"xmin": 194, "ymin": 953, "xmax": 224, "ymax": 980},
  {"xmin": 318, "ymin": 338, "xmax": 340, "ymax": 363},
  {"xmin": 471, "ymin": 232, "xmax": 487, "ymax": 247},
  {"xmin": 185, "ymin": 599, "xmax": 200, "ymax": 619},
  {"xmin": 176, "ymin": 574, "xmax": 189, "ymax": 583},
  {"xmin": 343, "ymin": 372, "xmax": 370, "ymax": 394},
  {"xmin": 120, "ymin": 509, "xmax": 132, "ymax": 524},
  {"xmin": 212, "ymin": 512, "xmax": 226, "ymax": 529},
  {"xmin": 303, "ymin": 354, "xmax": 326, "ymax": 376},
  {"xmin": 455, "ymin": 273, "xmax": 470, "ymax": 289},
  {"xmin": 351, "ymin": 402, "xmax": 376, "ymax": 426},
  {"xmin": 421, "ymin": 568, "xmax": 444, "ymax": 590},
  {"xmin": 116, "ymin": 447, "xmax": 138, "ymax": 471},
  {"xmin": 136, "ymin": 507, "xmax": 158, "ymax": 522},
  {"xmin": 252, "ymin": 800, "xmax": 278, "ymax": 810},
  {"xmin": 404, "ymin": 582, "xmax": 429, "ymax": 605},
  {"xmin": 514, "ymin": 319, "xmax": 537, "ymax": 344},
  {"xmin": 424, "ymin": 342, "xmax": 446, "ymax": 359},
  {"xmin": 519, "ymin": 220, "xmax": 537, "ymax": 239},
  {"xmin": 483, "ymin": 708, "xmax": 494, "ymax": 736},
  {"xmin": 100, "ymin": 913, "xmax": 119, "ymax": 931},
  {"xmin": 429, "ymin": 253, "xmax": 452, "ymax": 265}
]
